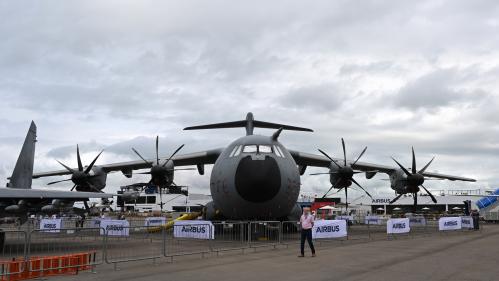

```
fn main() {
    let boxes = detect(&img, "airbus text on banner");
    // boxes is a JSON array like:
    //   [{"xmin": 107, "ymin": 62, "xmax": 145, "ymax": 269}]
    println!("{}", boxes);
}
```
[
  {"xmin": 439, "ymin": 217, "xmax": 462, "ymax": 231},
  {"xmin": 387, "ymin": 218, "xmax": 410, "ymax": 234},
  {"xmin": 174, "ymin": 221, "xmax": 214, "ymax": 239},
  {"xmin": 461, "ymin": 216, "xmax": 473, "ymax": 229},
  {"xmin": 409, "ymin": 216, "xmax": 426, "ymax": 226},
  {"xmin": 145, "ymin": 217, "xmax": 166, "ymax": 227},
  {"xmin": 100, "ymin": 220, "xmax": 130, "ymax": 236},
  {"xmin": 312, "ymin": 220, "xmax": 347, "ymax": 239},
  {"xmin": 40, "ymin": 218, "xmax": 62, "ymax": 233}
]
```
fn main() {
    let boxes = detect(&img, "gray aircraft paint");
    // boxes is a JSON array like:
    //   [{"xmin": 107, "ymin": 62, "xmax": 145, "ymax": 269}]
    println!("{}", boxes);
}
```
[
  {"xmin": 1, "ymin": 121, "xmax": 113, "ymax": 220},
  {"xmin": 7, "ymin": 121, "xmax": 36, "ymax": 189}
]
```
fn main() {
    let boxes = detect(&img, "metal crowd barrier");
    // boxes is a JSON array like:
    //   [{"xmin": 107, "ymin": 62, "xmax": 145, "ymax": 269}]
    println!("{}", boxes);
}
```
[
  {"xmin": 0, "ymin": 230, "xmax": 28, "ymax": 278},
  {"xmin": 164, "ymin": 223, "xmax": 213, "ymax": 260},
  {"xmin": 27, "ymin": 227, "xmax": 104, "ymax": 275},
  {"xmin": 0, "ymin": 218, "xmax": 485, "ymax": 276},
  {"xmin": 105, "ymin": 226, "xmax": 164, "ymax": 266}
]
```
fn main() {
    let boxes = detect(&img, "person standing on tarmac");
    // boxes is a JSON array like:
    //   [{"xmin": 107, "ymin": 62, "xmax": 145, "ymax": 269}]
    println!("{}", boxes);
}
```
[{"xmin": 299, "ymin": 207, "xmax": 316, "ymax": 257}]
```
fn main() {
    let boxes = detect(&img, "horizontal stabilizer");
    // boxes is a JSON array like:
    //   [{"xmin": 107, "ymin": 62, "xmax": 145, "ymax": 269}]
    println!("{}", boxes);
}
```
[{"xmin": 184, "ymin": 112, "xmax": 313, "ymax": 135}]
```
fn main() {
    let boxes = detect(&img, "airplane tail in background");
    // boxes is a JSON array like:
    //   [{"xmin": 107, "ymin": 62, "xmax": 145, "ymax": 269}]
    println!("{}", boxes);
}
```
[
  {"xmin": 7, "ymin": 121, "xmax": 37, "ymax": 189},
  {"xmin": 183, "ymin": 112, "xmax": 314, "ymax": 136}
]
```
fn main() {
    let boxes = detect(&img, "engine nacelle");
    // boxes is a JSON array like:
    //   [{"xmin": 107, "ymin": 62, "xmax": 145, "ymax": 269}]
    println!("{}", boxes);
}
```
[
  {"xmin": 41, "ymin": 204, "xmax": 58, "ymax": 213},
  {"xmin": 5, "ymin": 205, "xmax": 23, "ymax": 213}
]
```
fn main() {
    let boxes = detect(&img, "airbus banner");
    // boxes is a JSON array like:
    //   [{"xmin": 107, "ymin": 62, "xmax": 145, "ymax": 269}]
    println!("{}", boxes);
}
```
[
  {"xmin": 460, "ymin": 216, "xmax": 473, "ymax": 229},
  {"xmin": 174, "ymin": 220, "xmax": 214, "ymax": 240},
  {"xmin": 145, "ymin": 217, "xmax": 166, "ymax": 227},
  {"xmin": 409, "ymin": 216, "xmax": 426, "ymax": 226},
  {"xmin": 40, "ymin": 218, "xmax": 62, "ymax": 233},
  {"xmin": 312, "ymin": 220, "xmax": 347, "ymax": 239},
  {"xmin": 364, "ymin": 216, "xmax": 381, "ymax": 225},
  {"xmin": 100, "ymin": 220, "xmax": 130, "ymax": 236},
  {"xmin": 387, "ymin": 218, "xmax": 410, "ymax": 234},
  {"xmin": 439, "ymin": 217, "xmax": 462, "ymax": 231}
]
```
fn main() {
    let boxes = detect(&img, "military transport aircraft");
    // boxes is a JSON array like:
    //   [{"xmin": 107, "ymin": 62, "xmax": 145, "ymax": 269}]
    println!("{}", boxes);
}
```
[
  {"xmin": 1, "ymin": 122, "xmax": 112, "ymax": 223},
  {"xmin": 31, "ymin": 113, "xmax": 476, "ymax": 220}
]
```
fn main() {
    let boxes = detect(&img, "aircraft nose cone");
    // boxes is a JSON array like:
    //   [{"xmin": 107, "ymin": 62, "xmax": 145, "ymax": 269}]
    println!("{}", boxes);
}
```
[{"xmin": 235, "ymin": 156, "xmax": 281, "ymax": 203}]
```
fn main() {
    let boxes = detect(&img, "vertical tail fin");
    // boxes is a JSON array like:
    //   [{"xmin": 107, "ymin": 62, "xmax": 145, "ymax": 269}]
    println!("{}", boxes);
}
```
[{"xmin": 8, "ymin": 121, "xmax": 37, "ymax": 189}]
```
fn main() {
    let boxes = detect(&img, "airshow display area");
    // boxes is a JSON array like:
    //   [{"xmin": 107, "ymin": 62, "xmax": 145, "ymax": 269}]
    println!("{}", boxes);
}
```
[{"xmin": 1, "ymin": 115, "xmax": 498, "ymax": 281}]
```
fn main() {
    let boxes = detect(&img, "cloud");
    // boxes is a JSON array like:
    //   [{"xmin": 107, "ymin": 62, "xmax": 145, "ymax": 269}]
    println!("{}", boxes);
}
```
[{"xmin": 1, "ymin": 0, "xmax": 499, "ymax": 199}]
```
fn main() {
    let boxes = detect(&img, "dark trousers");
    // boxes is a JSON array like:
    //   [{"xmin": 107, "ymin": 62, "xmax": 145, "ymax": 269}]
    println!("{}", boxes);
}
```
[{"xmin": 300, "ymin": 228, "xmax": 315, "ymax": 255}]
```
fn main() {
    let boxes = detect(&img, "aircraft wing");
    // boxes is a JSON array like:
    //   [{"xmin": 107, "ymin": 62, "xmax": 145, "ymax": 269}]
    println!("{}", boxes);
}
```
[
  {"xmin": 289, "ymin": 150, "xmax": 476, "ymax": 182},
  {"xmin": 0, "ymin": 188, "xmax": 113, "ymax": 199},
  {"xmin": 32, "ymin": 148, "xmax": 224, "ymax": 178}
]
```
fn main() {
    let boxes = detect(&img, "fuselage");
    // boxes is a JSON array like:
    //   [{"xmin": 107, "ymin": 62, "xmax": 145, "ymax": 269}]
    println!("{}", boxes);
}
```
[{"xmin": 210, "ymin": 135, "xmax": 300, "ymax": 220}]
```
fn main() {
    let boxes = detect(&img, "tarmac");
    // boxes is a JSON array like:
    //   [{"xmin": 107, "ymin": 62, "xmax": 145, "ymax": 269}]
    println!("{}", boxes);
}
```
[{"xmin": 52, "ymin": 225, "xmax": 499, "ymax": 281}]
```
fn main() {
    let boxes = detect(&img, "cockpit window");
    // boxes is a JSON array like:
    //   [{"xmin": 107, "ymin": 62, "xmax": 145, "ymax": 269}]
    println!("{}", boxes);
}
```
[
  {"xmin": 241, "ymin": 145, "xmax": 273, "ymax": 154},
  {"xmin": 243, "ymin": 145, "xmax": 258, "ymax": 153},
  {"xmin": 259, "ymin": 145, "xmax": 272, "ymax": 153}
]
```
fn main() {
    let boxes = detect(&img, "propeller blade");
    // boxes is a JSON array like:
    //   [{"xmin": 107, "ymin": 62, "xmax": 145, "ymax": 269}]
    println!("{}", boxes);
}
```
[
  {"xmin": 84, "ymin": 150, "xmax": 104, "ymax": 174},
  {"xmin": 390, "ymin": 193, "xmax": 403, "ymax": 204},
  {"xmin": 156, "ymin": 136, "xmax": 159, "ymax": 165},
  {"xmin": 391, "ymin": 157, "xmax": 412, "ymax": 177},
  {"xmin": 345, "ymin": 186, "xmax": 348, "ymax": 213},
  {"xmin": 413, "ymin": 192, "xmax": 418, "ymax": 212},
  {"xmin": 418, "ymin": 157, "xmax": 435, "ymax": 174},
  {"xmin": 76, "ymin": 144, "xmax": 83, "ymax": 172},
  {"xmin": 322, "ymin": 178, "xmax": 343, "ymax": 198},
  {"xmin": 137, "ymin": 172, "xmax": 152, "ymax": 175},
  {"xmin": 318, "ymin": 149, "xmax": 342, "ymax": 169},
  {"xmin": 163, "ymin": 144, "xmax": 185, "ymax": 167},
  {"xmin": 322, "ymin": 186, "xmax": 336, "ymax": 198},
  {"xmin": 352, "ymin": 146, "xmax": 367, "ymax": 166},
  {"xmin": 351, "ymin": 178, "xmax": 372, "ymax": 198},
  {"xmin": 341, "ymin": 138, "xmax": 347, "ymax": 166},
  {"xmin": 132, "ymin": 148, "xmax": 151, "ymax": 166},
  {"xmin": 47, "ymin": 179, "xmax": 73, "ymax": 185},
  {"xmin": 83, "ymin": 200, "xmax": 90, "ymax": 212},
  {"xmin": 421, "ymin": 184, "xmax": 437, "ymax": 203},
  {"xmin": 56, "ymin": 160, "xmax": 74, "ymax": 173},
  {"xmin": 412, "ymin": 147, "xmax": 416, "ymax": 174},
  {"xmin": 71, "ymin": 184, "xmax": 77, "ymax": 191}
]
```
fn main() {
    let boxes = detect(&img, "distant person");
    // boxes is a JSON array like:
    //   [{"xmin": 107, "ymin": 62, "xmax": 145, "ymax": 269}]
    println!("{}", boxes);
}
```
[
  {"xmin": 471, "ymin": 209, "xmax": 480, "ymax": 230},
  {"xmin": 298, "ymin": 207, "xmax": 316, "ymax": 257}
]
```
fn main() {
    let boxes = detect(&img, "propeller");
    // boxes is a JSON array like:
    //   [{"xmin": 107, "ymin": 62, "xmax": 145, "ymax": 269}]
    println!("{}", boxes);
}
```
[
  {"xmin": 311, "ymin": 138, "xmax": 373, "ymax": 214},
  {"xmin": 390, "ymin": 147, "xmax": 437, "ymax": 212},
  {"xmin": 48, "ymin": 145, "xmax": 103, "ymax": 192},
  {"xmin": 132, "ymin": 136, "xmax": 189, "ymax": 187}
]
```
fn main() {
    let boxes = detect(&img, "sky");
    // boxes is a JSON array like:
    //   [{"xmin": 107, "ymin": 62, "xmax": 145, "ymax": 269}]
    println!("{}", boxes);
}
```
[{"xmin": 1, "ymin": 0, "xmax": 499, "ymax": 200}]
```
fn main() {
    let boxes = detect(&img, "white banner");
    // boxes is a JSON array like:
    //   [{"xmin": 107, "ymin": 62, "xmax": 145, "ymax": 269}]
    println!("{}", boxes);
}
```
[
  {"xmin": 364, "ymin": 216, "xmax": 381, "ymax": 225},
  {"xmin": 439, "ymin": 217, "xmax": 462, "ymax": 231},
  {"xmin": 40, "ymin": 219, "xmax": 62, "ymax": 233},
  {"xmin": 461, "ymin": 216, "xmax": 473, "ymax": 229},
  {"xmin": 387, "ymin": 218, "xmax": 410, "ymax": 234},
  {"xmin": 409, "ymin": 216, "xmax": 426, "ymax": 226},
  {"xmin": 173, "ymin": 220, "xmax": 214, "ymax": 239},
  {"xmin": 312, "ymin": 220, "xmax": 347, "ymax": 239},
  {"xmin": 100, "ymin": 220, "xmax": 130, "ymax": 236},
  {"xmin": 145, "ymin": 217, "xmax": 166, "ymax": 227}
]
